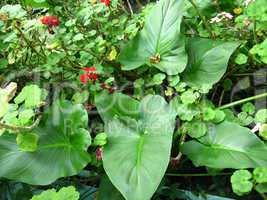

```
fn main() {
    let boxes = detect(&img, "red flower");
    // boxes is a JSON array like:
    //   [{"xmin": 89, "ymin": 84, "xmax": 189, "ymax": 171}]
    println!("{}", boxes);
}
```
[
  {"xmin": 100, "ymin": 0, "xmax": 111, "ymax": 6},
  {"xmin": 41, "ymin": 16, "xmax": 60, "ymax": 27},
  {"xmin": 80, "ymin": 74, "xmax": 88, "ymax": 85},
  {"xmin": 96, "ymin": 147, "xmax": 102, "ymax": 161},
  {"xmin": 82, "ymin": 66, "xmax": 96, "ymax": 72},
  {"xmin": 80, "ymin": 65, "xmax": 98, "ymax": 85}
]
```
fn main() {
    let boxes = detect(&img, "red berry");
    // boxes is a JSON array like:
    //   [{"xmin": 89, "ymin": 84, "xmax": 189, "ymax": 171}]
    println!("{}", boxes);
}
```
[
  {"xmin": 108, "ymin": 87, "xmax": 115, "ymax": 93},
  {"xmin": 96, "ymin": 147, "xmax": 102, "ymax": 161},
  {"xmin": 100, "ymin": 83, "xmax": 107, "ymax": 89}
]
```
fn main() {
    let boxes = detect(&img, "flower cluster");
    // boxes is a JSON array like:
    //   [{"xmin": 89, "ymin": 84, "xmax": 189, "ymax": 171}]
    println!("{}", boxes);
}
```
[
  {"xmin": 100, "ymin": 0, "xmax": 111, "ymax": 6},
  {"xmin": 80, "ymin": 66, "xmax": 98, "ymax": 85},
  {"xmin": 210, "ymin": 12, "xmax": 233, "ymax": 23},
  {"xmin": 41, "ymin": 16, "xmax": 60, "ymax": 27}
]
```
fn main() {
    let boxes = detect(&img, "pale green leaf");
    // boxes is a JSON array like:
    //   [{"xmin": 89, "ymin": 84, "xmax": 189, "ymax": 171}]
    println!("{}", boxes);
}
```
[
  {"xmin": 0, "ymin": 101, "xmax": 91, "ymax": 185},
  {"xmin": 182, "ymin": 38, "xmax": 240, "ymax": 88},
  {"xmin": 119, "ymin": 0, "xmax": 187, "ymax": 75},
  {"xmin": 182, "ymin": 121, "xmax": 267, "ymax": 168},
  {"xmin": 97, "ymin": 94, "xmax": 176, "ymax": 200}
]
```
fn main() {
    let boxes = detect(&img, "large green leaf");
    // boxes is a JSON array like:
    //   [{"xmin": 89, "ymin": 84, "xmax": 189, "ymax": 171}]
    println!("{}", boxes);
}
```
[
  {"xmin": 182, "ymin": 38, "xmax": 240, "ymax": 87},
  {"xmin": 95, "ymin": 91, "xmax": 140, "ymax": 123},
  {"xmin": 0, "ymin": 100, "xmax": 91, "ymax": 185},
  {"xmin": 181, "ymin": 121, "xmax": 267, "ymax": 169},
  {"xmin": 101, "ymin": 95, "xmax": 176, "ymax": 200},
  {"xmin": 119, "ymin": 0, "xmax": 187, "ymax": 75}
]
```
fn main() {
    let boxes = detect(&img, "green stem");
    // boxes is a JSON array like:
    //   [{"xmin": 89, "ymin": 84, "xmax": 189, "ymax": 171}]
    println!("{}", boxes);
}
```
[
  {"xmin": 165, "ymin": 172, "xmax": 232, "ymax": 177},
  {"xmin": 188, "ymin": 0, "xmax": 215, "ymax": 39},
  {"xmin": 219, "ymin": 92, "xmax": 267, "ymax": 110},
  {"xmin": 0, "ymin": 116, "xmax": 42, "ymax": 133}
]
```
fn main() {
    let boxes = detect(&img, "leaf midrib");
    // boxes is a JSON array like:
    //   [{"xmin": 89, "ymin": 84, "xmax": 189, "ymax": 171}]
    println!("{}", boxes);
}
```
[
  {"xmin": 155, "ymin": 0, "xmax": 171, "ymax": 54},
  {"xmin": 199, "ymin": 141, "xmax": 254, "ymax": 155},
  {"xmin": 136, "ymin": 135, "xmax": 145, "ymax": 169}
]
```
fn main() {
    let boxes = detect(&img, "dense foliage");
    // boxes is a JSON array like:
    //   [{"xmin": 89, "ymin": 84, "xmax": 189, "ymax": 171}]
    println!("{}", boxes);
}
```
[{"xmin": 0, "ymin": 0, "xmax": 266, "ymax": 199}]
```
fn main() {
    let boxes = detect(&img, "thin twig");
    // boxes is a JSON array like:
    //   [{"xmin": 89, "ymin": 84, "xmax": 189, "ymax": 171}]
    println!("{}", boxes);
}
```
[
  {"xmin": 0, "ymin": 115, "xmax": 42, "ymax": 133},
  {"xmin": 126, "ymin": 0, "xmax": 133, "ymax": 15},
  {"xmin": 219, "ymin": 92, "xmax": 267, "ymax": 109}
]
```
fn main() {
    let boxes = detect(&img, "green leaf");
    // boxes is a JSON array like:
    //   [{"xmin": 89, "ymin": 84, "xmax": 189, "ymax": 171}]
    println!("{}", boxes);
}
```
[
  {"xmin": 168, "ymin": 75, "xmax": 180, "ymax": 87},
  {"xmin": 203, "ymin": 107, "xmax": 216, "ymax": 121},
  {"xmin": 212, "ymin": 109, "xmax": 226, "ymax": 123},
  {"xmin": 253, "ymin": 168, "xmax": 267, "ymax": 183},
  {"xmin": 95, "ymin": 91, "xmax": 140, "ymax": 123},
  {"xmin": 0, "ymin": 58, "xmax": 8, "ymax": 69},
  {"xmin": 249, "ymin": 39, "xmax": 267, "ymax": 64},
  {"xmin": 182, "ymin": 38, "xmax": 240, "ymax": 88},
  {"xmin": 0, "ymin": 5, "xmax": 26, "ymax": 19},
  {"xmin": 170, "ymin": 96, "xmax": 199, "ymax": 121},
  {"xmin": 180, "ymin": 90, "xmax": 198, "ymax": 105},
  {"xmin": 231, "ymin": 170, "xmax": 253, "ymax": 196},
  {"xmin": 0, "ymin": 101, "xmax": 91, "ymax": 185},
  {"xmin": 72, "ymin": 91, "xmax": 89, "ymax": 104},
  {"xmin": 255, "ymin": 109, "xmax": 267, "ymax": 123},
  {"xmin": 73, "ymin": 33, "xmax": 84, "ymax": 41},
  {"xmin": 16, "ymin": 132, "xmax": 39, "ymax": 152},
  {"xmin": 93, "ymin": 132, "xmax": 107, "ymax": 146},
  {"xmin": 237, "ymin": 112, "xmax": 253, "ymax": 126},
  {"xmin": 14, "ymin": 85, "xmax": 47, "ymax": 108},
  {"xmin": 235, "ymin": 53, "xmax": 248, "ymax": 65},
  {"xmin": 181, "ymin": 121, "xmax": 267, "ymax": 168},
  {"xmin": 247, "ymin": 0, "xmax": 267, "ymax": 21},
  {"xmin": 23, "ymin": 0, "xmax": 49, "ymax": 8},
  {"xmin": 185, "ymin": 121, "xmax": 207, "ymax": 138},
  {"xmin": 255, "ymin": 183, "xmax": 267, "ymax": 194},
  {"xmin": 47, "ymin": 52, "xmax": 65, "ymax": 66},
  {"xmin": 18, "ymin": 109, "xmax": 34, "ymax": 125},
  {"xmin": 241, "ymin": 102, "xmax": 255, "ymax": 115},
  {"xmin": 119, "ymin": 0, "xmax": 187, "ymax": 75},
  {"xmin": 259, "ymin": 124, "xmax": 267, "ymax": 140},
  {"xmin": 31, "ymin": 186, "xmax": 79, "ymax": 200},
  {"xmin": 100, "ymin": 95, "xmax": 176, "ymax": 200},
  {"xmin": 152, "ymin": 73, "xmax": 166, "ymax": 85}
]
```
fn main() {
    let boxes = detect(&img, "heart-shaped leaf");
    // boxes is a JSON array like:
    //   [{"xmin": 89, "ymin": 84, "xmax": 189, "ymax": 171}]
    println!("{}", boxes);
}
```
[
  {"xmin": 97, "ymin": 94, "xmax": 176, "ymax": 200},
  {"xmin": 0, "ymin": 100, "xmax": 91, "ymax": 185},
  {"xmin": 119, "ymin": 0, "xmax": 187, "ymax": 75},
  {"xmin": 182, "ymin": 38, "xmax": 240, "ymax": 88},
  {"xmin": 181, "ymin": 121, "xmax": 267, "ymax": 168}
]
